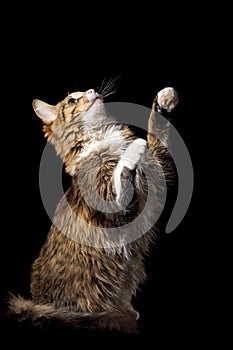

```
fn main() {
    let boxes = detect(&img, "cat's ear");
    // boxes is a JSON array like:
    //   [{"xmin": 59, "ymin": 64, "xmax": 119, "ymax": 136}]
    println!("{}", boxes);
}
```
[{"xmin": 32, "ymin": 99, "xmax": 58, "ymax": 123}]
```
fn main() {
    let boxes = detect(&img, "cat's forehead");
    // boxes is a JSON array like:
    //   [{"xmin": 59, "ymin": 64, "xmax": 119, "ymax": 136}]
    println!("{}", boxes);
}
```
[{"xmin": 68, "ymin": 92, "xmax": 84, "ymax": 99}]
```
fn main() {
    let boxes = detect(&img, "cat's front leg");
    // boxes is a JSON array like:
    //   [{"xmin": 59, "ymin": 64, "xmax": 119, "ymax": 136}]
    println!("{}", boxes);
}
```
[
  {"xmin": 113, "ymin": 139, "xmax": 147, "ymax": 208},
  {"xmin": 148, "ymin": 87, "xmax": 178, "ymax": 154},
  {"xmin": 154, "ymin": 87, "xmax": 179, "ymax": 114}
]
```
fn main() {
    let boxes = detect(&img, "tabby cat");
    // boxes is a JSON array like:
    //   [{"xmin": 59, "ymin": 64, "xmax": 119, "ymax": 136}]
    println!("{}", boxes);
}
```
[{"xmin": 9, "ymin": 85, "xmax": 178, "ymax": 333}]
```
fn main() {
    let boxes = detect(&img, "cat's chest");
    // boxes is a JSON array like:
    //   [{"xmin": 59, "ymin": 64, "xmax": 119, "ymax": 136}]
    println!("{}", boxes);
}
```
[{"xmin": 77, "ymin": 128, "xmax": 127, "ymax": 162}]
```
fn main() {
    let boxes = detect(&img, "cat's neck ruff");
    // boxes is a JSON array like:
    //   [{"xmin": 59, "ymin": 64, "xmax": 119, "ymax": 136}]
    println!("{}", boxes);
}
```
[
  {"xmin": 68, "ymin": 125, "xmax": 127, "ymax": 176},
  {"xmin": 77, "ymin": 125, "xmax": 126, "ymax": 162},
  {"xmin": 82, "ymin": 99, "xmax": 107, "ymax": 131}
]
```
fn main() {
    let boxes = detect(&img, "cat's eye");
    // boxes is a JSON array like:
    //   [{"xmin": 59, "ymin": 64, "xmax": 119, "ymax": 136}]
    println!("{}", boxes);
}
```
[{"xmin": 68, "ymin": 98, "xmax": 76, "ymax": 104}]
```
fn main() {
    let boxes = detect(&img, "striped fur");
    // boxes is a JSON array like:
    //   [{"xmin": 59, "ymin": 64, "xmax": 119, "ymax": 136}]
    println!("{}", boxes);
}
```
[{"xmin": 9, "ymin": 87, "xmax": 178, "ymax": 332}]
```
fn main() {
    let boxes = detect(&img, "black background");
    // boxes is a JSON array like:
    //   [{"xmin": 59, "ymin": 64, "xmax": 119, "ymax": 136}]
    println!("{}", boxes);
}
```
[{"xmin": 0, "ymin": 7, "xmax": 210, "ymax": 347}]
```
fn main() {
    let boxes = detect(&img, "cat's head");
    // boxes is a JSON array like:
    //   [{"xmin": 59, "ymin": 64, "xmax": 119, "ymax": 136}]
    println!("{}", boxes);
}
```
[{"xmin": 32, "ymin": 89, "xmax": 106, "ymax": 158}]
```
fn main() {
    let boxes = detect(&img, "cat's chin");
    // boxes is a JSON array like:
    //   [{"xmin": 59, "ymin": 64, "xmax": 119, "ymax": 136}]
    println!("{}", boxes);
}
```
[{"xmin": 88, "ymin": 97, "xmax": 103, "ymax": 110}]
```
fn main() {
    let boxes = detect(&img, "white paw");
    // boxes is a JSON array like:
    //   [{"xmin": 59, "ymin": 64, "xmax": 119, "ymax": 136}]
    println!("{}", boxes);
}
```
[
  {"xmin": 157, "ymin": 87, "xmax": 179, "ymax": 113},
  {"xmin": 120, "ymin": 138, "xmax": 147, "ymax": 170}
]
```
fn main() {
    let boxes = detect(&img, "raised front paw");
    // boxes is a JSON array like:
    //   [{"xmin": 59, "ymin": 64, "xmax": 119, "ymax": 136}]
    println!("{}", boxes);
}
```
[
  {"xmin": 120, "ymin": 138, "xmax": 147, "ymax": 170},
  {"xmin": 157, "ymin": 87, "xmax": 179, "ymax": 113}
]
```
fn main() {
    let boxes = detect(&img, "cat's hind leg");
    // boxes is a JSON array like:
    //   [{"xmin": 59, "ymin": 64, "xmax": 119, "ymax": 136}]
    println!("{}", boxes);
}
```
[{"xmin": 113, "ymin": 138, "xmax": 147, "ymax": 208}]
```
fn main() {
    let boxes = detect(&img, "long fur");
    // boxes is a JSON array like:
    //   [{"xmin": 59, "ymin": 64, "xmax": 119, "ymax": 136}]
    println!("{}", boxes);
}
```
[
  {"xmin": 9, "ymin": 86, "xmax": 178, "ymax": 333},
  {"xmin": 8, "ymin": 295, "xmax": 137, "ymax": 332}
]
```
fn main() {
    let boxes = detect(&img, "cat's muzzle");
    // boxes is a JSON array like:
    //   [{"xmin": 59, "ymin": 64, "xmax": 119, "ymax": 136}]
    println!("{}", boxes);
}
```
[{"xmin": 86, "ymin": 89, "xmax": 101, "ymax": 101}]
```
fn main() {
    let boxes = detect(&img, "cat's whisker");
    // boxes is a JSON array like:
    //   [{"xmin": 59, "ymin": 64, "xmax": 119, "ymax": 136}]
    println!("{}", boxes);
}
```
[
  {"xmin": 102, "ymin": 89, "xmax": 116, "ymax": 99},
  {"xmin": 100, "ymin": 83, "xmax": 115, "ymax": 98},
  {"xmin": 99, "ymin": 77, "xmax": 106, "ymax": 94},
  {"xmin": 100, "ymin": 75, "xmax": 119, "ymax": 95},
  {"xmin": 100, "ymin": 78, "xmax": 115, "ymax": 95}
]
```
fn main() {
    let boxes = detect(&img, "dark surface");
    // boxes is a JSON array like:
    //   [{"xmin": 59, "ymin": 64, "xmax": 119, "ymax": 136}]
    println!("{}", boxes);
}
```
[{"xmin": 1, "ymin": 13, "xmax": 209, "ymax": 347}]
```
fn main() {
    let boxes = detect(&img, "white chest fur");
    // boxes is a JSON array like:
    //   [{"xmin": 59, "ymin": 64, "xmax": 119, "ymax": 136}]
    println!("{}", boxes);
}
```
[{"xmin": 77, "ymin": 127, "xmax": 126, "ymax": 161}]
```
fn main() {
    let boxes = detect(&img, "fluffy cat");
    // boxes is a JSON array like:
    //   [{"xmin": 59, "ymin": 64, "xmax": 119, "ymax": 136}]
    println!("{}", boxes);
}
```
[{"xmin": 9, "ymin": 85, "xmax": 178, "ymax": 333}]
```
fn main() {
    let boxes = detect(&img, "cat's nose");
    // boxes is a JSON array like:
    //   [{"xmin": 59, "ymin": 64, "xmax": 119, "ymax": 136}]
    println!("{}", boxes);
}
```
[{"xmin": 86, "ymin": 89, "xmax": 96, "ymax": 101}]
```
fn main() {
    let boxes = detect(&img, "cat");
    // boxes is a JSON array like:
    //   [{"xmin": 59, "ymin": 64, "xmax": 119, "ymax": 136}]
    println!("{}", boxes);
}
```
[{"xmin": 9, "ymin": 85, "xmax": 178, "ymax": 333}]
